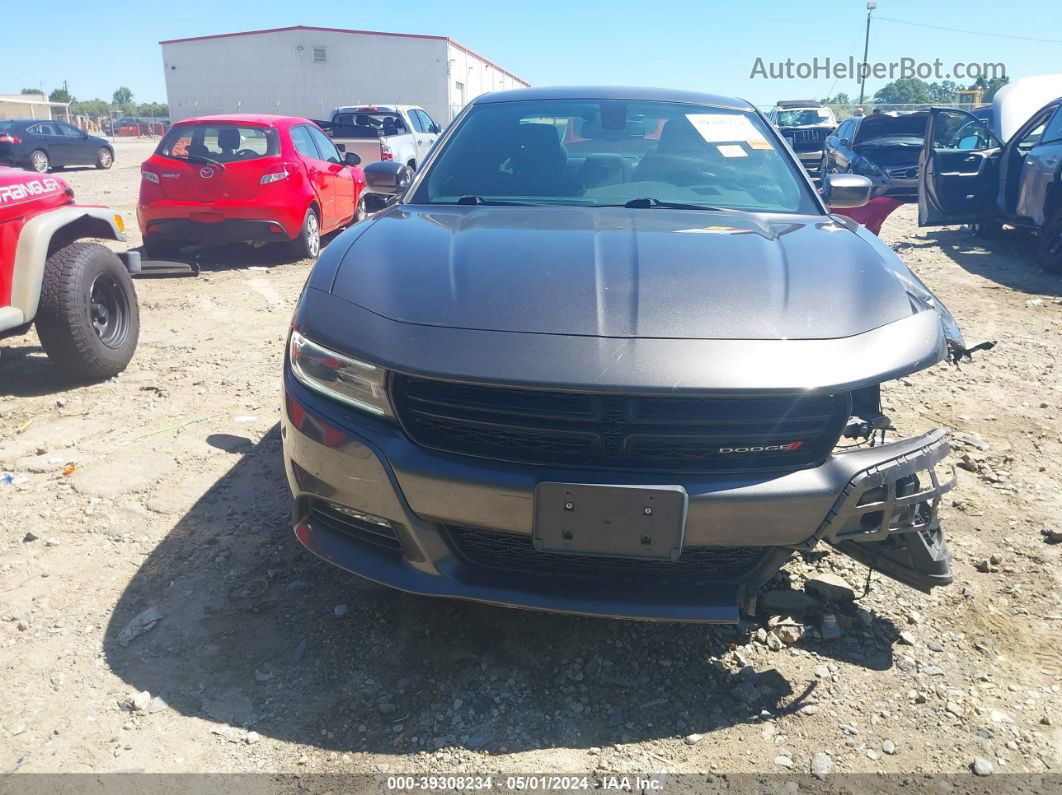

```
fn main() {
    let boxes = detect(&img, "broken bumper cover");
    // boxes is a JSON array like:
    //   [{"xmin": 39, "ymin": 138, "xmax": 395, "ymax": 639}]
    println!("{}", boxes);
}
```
[{"xmin": 282, "ymin": 373, "xmax": 956, "ymax": 622}]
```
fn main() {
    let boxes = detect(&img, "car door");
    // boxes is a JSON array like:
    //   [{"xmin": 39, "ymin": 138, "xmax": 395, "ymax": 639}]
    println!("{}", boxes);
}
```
[
  {"xmin": 412, "ymin": 109, "xmax": 440, "ymax": 163},
  {"xmin": 290, "ymin": 124, "xmax": 336, "ymax": 227},
  {"xmin": 918, "ymin": 108, "xmax": 1004, "ymax": 226},
  {"xmin": 307, "ymin": 125, "xmax": 356, "ymax": 227},
  {"xmin": 29, "ymin": 122, "xmax": 68, "ymax": 166},
  {"xmin": 1013, "ymin": 104, "xmax": 1062, "ymax": 226},
  {"xmin": 56, "ymin": 122, "xmax": 91, "ymax": 165},
  {"xmin": 833, "ymin": 119, "xmax": 857, "ymax": 171}
]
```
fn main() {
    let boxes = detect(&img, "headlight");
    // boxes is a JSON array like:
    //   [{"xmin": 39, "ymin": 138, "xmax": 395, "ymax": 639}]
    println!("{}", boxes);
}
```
[
  {"xmin": 854, "ymin": 156, "xmax": 882, "ymax": 176},
  {"xmin": 289, "ymin": 330, "xmax": 393, "ymax": 417}
]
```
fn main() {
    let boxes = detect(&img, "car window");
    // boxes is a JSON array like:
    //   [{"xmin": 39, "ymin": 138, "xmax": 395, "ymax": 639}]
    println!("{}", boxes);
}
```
[
  {"xmin": 416, "ymin": 109, "xmax": 437, "ymax": 133},
  {"xmin": 1042, "ymin": 108, "xmax": 1062, "ymax": 145},
  {"xmin": 32, "ymin": 122, "xmax": 57, "ymax": 136},
  {"xmin": 290, "ymin": 125, "xmax": 320, "ymax": 160},
  {"xmin": 1018, "ymin": 120, "xmax": 1047, "ymax": 152},
  {"xmin": 414, "ymin": 98, "xmax": 818, "ymax": 214},
  {"xmin": 837, "ymin": 120, "xmax": 854, "ymax": 142},
  {"xmin": 776, "ymin": 109, "xmax": 833, "ymax": 126},
  {"xmin": 157, "ymin": 123, "xmax": 278, "ymax": 162},
  {"xmin": 307, "ymin": 126, "xmax": 341, "ymax": 164},
  {"xmin": 332, "ymin": 111, "xmax": 407, "ymax": 136},
  {"xmin": 407, "ymin": 111, "xmax": 426, "ymax": 134},
  {"xmin": 57, "ymin": 123, "xmax": 83, "ymax": 138}
]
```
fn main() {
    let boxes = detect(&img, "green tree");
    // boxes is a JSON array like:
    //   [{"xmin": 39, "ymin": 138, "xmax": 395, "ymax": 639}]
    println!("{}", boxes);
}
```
[
  {"xmin": 927, "ymin": 80, "xmax": 958, "ymax": 104},
  {"xmin": 49, "ymin": 84, "xmax": 73, "ymax": 104},
  {"xmin": 821, "ymin": 92, "xmax": 851, "ymax": 105},
  {"xmin": 20, "ymin": 87, "xmax": 42, "ymax": 95},
  {"xmin": 112, "ymin": 86, "xmax": 133, "ymax": 106},
  {"xmin": 873, "ymin": 78, "xmax": 932, "ymax": 107},
  {"xmin": 69, "ymin": 98, "xmax": 111, "ymax": 117}
]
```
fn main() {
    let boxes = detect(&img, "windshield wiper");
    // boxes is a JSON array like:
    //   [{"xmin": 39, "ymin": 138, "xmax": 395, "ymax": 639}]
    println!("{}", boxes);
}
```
[
  {"xmin": 453, "ymin": 196, "xmax": 537, "ymax": 206},
  {"xmin": 170, "ymin": 154, "xmax": 226, "ymax": 171},
  {"xmin": 622, "ymin": 197, "xmax": 725, "ymax": 210}
]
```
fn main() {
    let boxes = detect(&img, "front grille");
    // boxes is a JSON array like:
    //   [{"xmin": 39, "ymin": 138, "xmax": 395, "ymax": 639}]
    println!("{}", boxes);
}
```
[
  {"xmin": 783, "ymin": 128, "xmax": 830, "ymax": 151},
  {"xmin": 885, "ymin": 166, "xmax": 918, "ymax": 179},
  {"xmin": 447, "ymin": 525, "xmax": 771, "ymax": 584},
  {"xmin": 391, "ymin": 374, "xmax": 850, "ymax": 473}
]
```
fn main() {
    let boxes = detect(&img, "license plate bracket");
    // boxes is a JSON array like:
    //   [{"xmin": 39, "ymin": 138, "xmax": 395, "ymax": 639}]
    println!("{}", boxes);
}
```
[{"xmin": 533, "ymin": 483, "xmax": 687, "ymax": 561}]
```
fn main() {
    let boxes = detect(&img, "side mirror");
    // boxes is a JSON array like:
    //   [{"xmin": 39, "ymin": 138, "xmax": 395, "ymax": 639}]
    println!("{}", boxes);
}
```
[
  {"xmin": 343, "ymin": 151, "xmax": 361, "ymax": 166},
  {"xmin": 823, "ymin": 173, "xmax": 872, "ymax": 209},
  {"xmin": 364, "ymin": 161, "xmax": 412, "ymax": 195}
]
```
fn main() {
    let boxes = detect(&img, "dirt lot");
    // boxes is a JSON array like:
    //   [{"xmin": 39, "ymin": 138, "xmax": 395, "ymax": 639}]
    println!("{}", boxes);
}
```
[{"xmin": 1, "ymin": 138, "xmax": 1060, "ymax": 782}]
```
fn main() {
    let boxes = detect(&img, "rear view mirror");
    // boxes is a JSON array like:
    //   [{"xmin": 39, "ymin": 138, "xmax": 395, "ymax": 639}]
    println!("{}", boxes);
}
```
[
  {"xmin": 344, "ymin": 152, "xmax": 361, "ymax": 167},
  {"xmin": 364, "ymin": 161, "xmax": 412, "ymax": 195},
  {"xmin": 823, "ymin": 173, "xmax": 872, "ymax": 209}
]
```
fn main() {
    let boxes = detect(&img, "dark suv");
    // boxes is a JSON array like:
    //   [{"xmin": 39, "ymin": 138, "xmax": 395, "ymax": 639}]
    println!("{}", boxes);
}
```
[{"xmin": 282, "ymin": 86, "xmax": 970, "ymax": 622}]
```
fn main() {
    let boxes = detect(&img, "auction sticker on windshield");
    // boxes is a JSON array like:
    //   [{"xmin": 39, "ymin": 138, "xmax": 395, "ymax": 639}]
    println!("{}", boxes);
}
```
[{"xmin": 686, "ymin": 113, "xmax": 772, "ymax": 149}]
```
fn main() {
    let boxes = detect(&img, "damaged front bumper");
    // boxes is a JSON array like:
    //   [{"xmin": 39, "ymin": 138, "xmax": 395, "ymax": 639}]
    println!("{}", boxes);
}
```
[{"xmin": 282, "ymin": 372, "xmax": 957, "ymax": 623}]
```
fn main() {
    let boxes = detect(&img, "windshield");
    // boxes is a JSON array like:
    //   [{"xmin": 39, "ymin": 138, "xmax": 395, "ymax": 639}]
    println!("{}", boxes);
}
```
[
  {"xmin": 412, "ymin": 99, "xmax": 816, "ymax": 214},
  {"xmin": 157, "ymin": 123, "xmax": 279, "ymax": 163},
  {"xmin": 776, "ymin": 109, "xmax": 834, "ymax": 126},
  {"xmin": 330, "ymin": 111, "xmax": 408, "ymax": 137}
]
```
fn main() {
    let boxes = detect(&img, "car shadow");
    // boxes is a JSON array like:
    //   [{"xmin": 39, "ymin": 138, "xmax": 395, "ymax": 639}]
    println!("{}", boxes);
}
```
[
  {"xmin": 136, "ymin": 229, "xmax": 350, "ymax": 273},
  {"xmin": 898, "ymin": 226, "xmax": 1061, "ymax": 296},
  {"xmin": 102, "ymin": 427, "xmax": 897, "ymax": 754},
  {"xmin": 0, "ymin": 344, "xmax": 88, "ymax": 398}
]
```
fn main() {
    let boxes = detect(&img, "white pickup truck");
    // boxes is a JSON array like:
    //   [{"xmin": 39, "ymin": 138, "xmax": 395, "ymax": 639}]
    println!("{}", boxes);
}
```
[{"xmin": 318, "ymin": 105, "xmax": 442, "ymax": 172}]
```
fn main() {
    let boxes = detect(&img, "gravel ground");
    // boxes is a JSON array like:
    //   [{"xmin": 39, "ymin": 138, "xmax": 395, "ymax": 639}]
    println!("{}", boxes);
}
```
[{"xmin": 1, "ymin": 138, "xmax": 1060, "ymax": 782}]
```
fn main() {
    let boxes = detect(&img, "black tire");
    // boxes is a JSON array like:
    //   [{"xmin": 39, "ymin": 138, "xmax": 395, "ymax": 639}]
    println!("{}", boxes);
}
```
[
  {"xmin": 142, "ymin": 236, "xmax": 182, "ymax": 260},
  {"xmin": 968, "ymin": 220, "xmax": 1001, "ymax": 239},
  {"xmin": 1036, "ymin": 208, "xmax": 1062, "ymax": 274},
  {"xmin": 27, "ymin": 149, "xmax": 50, "ymax": 173},
  {"xmin": 286, "ymin": 207, "xmax": 321, "ymax": 260},
  {"xmin": 35, "ymin": 242, "xmax": 139, "ymax": 381},
  {"xmin": 95, "ymin": 147, "xmax": 114, "ymax": 169}
]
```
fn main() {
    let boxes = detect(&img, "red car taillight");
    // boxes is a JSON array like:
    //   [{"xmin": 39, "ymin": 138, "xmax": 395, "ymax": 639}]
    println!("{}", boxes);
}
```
[
  {"xmin": 260, "ymin": 164, "xmax": 292, "ymax": 185},
  {"xmin": 380, "ymin": 143, "xmax": 393, "ymax": 162},
  {"xmin": 0, "ymin": 133, "xmax": 22, "ymax": 144}
]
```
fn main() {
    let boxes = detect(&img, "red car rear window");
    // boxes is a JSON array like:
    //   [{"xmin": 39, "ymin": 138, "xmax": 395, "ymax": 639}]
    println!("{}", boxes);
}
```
[{"xmin": 157, "ymin": 124, "xmax": 279, "ymax": 163}]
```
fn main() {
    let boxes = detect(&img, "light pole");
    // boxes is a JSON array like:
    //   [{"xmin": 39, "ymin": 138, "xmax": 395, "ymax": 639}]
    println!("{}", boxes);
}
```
[{"xmin": 858, "ymin": 1, "xmax": 877, "ymax": 107}]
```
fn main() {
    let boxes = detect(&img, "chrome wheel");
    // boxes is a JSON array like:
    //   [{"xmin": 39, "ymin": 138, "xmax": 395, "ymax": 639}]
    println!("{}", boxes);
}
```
[
  {"xmin": 30, "ymin": 150, "xmax": 49, "ymax": 173},
  {"xmin": 97, "ymin": 148, "xmax": 113, "ymax": 168},
  {"xmin": 355, "ymin": 198, "xmax": 367, "ymax": 223},
  {"xmin": 306, "ymin": 212, "xmax": 320, "ymax": 258}
]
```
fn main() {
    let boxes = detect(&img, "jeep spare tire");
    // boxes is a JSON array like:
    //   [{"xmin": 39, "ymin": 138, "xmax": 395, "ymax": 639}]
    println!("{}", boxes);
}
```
[{"xmin": 35, "ymin": 242, "xmax": 139, "ymax": 381}]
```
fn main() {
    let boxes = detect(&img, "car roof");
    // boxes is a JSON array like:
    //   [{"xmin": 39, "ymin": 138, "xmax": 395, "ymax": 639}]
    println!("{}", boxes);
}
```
[
  {"xmin": 472, "ymin": 86, "xmax": 755, "ymax": 111},
  {"xmin": 172, "ymin": 114, "xmax": 306, "ymax": 127},
  {"xmin": 775, "ymin": 100, "xmax": 824, "ymax": 109}
]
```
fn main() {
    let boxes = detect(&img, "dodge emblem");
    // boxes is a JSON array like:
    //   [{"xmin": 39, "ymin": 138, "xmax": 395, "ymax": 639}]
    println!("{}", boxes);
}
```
[{"xmin": 199, "ymin": 167, "xmax": 215, "ymax": 178}]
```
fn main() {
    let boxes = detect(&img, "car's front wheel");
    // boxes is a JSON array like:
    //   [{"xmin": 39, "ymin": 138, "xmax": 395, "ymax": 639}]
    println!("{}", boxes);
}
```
[
  {"xmin": 34, "ymin": 242, "xmax": 139, "ymax": 381},
  {"xmin": 28, "ymin": 149, "xmax": 50, "ymax": 173},
  {"xmin": 95, "ymin": 147, "xmax": 114, "ymax": 169},
  {"xmin": 287, "ymin": 207, "xmax": 321, "ymax": 260},
  {"xmin": 1036, "ymin": 208, "xmax": 1062, "ymax": 274},
  {"xmin": 354, "ymin": 196, "xmax": 368, "ymax": 223}
]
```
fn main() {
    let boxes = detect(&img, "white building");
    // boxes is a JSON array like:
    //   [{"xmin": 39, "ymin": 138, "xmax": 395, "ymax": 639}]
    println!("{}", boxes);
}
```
[
  {"xmin": 160, "ymin": 25, "xmax": 529, "ymax": 124},
  {"xmin": 0, "ymin": 93, "xmax": 69, "ymax": 121}
]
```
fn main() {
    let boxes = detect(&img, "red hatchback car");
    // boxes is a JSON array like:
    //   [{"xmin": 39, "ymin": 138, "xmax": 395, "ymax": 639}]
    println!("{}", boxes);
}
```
[{"xmin": 138, "ymin": 115, "xmax": 367, "ymax": 260}]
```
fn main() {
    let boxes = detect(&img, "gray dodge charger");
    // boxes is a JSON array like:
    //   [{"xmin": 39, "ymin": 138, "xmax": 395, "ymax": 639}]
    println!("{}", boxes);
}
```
[{"xmin": 281, "ymin": 86, "xmax": 972, "ymax": 622}]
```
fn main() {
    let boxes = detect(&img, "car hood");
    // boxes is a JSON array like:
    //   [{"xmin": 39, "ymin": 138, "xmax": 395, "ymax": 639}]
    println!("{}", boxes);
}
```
[{"xmin": 330, "ymin": 205, "xmax": 917, "ymax": 340}]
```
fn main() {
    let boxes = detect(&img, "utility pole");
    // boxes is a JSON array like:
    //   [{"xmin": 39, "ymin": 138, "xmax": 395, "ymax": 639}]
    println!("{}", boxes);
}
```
[{"xmin": 858, "ymin": 1, "xmax": 877, "ymax": 106}]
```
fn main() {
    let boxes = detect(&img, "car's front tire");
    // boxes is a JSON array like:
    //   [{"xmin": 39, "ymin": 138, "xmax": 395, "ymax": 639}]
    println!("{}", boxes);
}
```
[
  {"xmin": 287, "ymin": 207, "xmax": 321, "ymax": 261},
  {"xmin": 95, "ymin": 147, "xmax": 114, "ymax": 169},
  {"xmin": 354, "ymin": 196, "xmax": 368, "ymax": 223},
  {"xmin": 1036, "ymin": 208, "xmax": 1062, "ymax": 274},
  {"xmin": 28, "ymin": 149, "xmax": 50, "ymax": 173},
  {"xmin": 34, "ymin": 242, "xmax": 139, "ymax": 381}
]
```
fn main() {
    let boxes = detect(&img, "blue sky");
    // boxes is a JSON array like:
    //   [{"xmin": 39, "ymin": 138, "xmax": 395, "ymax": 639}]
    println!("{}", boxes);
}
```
[{"xmin": 12, "ymin": 0, "xmax": 1062, "ymax": 107}]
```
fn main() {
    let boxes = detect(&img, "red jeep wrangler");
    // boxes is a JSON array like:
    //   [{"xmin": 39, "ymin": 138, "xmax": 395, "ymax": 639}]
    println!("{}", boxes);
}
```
[{"xmin": 1, "ymin": 167, "xmax": 139, "ymax": 380}]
